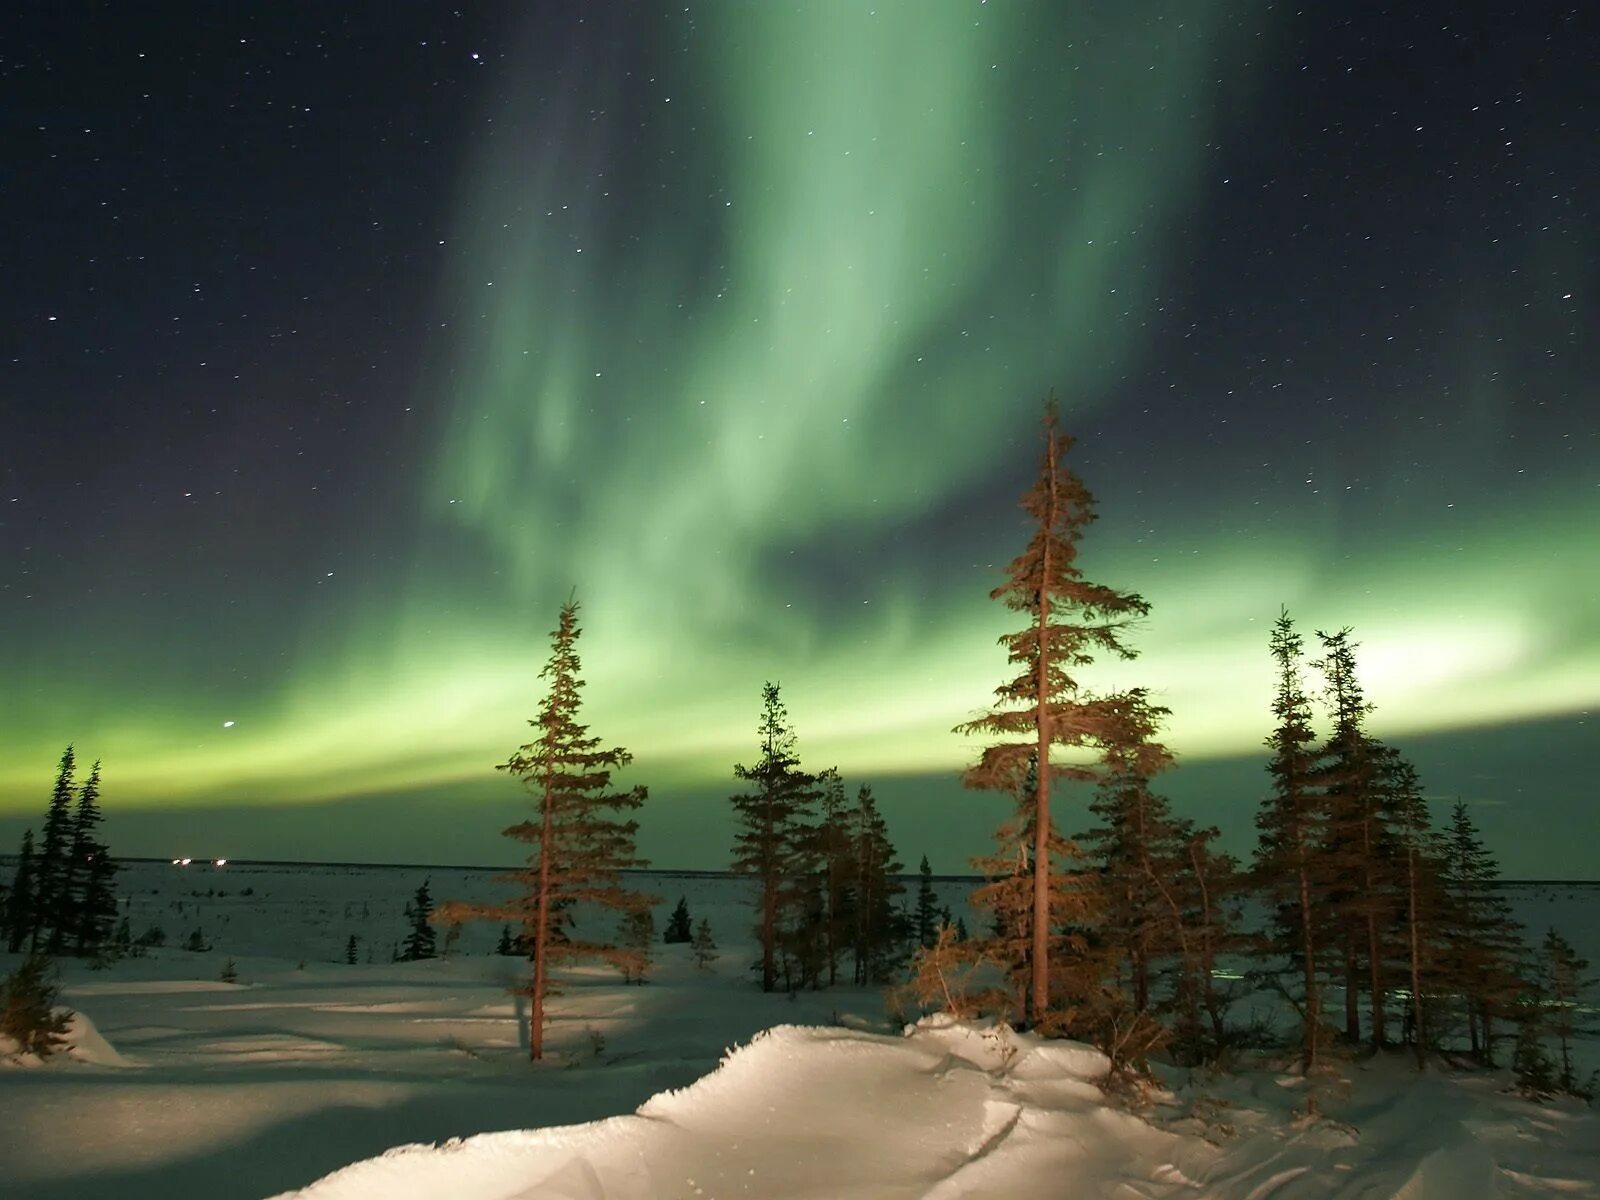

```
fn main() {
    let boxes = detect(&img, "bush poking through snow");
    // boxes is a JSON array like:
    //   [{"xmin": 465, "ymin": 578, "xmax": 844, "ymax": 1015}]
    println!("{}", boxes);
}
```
[
  {"xmin": 219, "ymin": 956, "xmax": 239, "ymax": 984},
  {"xmin": 0, "ymin": 955, "xmax": 73, "ymax": 1059}
]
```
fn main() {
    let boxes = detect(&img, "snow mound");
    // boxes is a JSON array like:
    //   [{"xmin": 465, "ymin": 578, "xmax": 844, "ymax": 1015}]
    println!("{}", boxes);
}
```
[
  {"xmin": 1, "ymin": 1006, "xmax": 135, "ymax": 1069},
  {"xmin": 276, "ymin": 1020, "xmax": 1145, "ymax": 1200}
]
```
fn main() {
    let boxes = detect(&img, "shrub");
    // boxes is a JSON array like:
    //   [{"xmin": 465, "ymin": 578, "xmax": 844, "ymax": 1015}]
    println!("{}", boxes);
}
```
[{"xmin": 1, "ymin": 956, "xmax": 73, "ymax": 1059}]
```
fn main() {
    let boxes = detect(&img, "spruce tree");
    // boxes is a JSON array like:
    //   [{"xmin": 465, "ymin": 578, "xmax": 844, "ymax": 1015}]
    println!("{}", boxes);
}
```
[
  {"xmin": 346, "ymin": 934, "xmax": 359, "ymax": 964},
  {"xmin": 729, "ymin": 682, "xmax": 819, "ymax": 993},
  {"xmin": 449, "ymin": 600, "xmax": 652, "ymax": 1060},
  {"xmin": 691, "ymin": 918, "xmax": 719, "ymax": 970},
  {"xmin": 663, "ymin": 897, "xmax": 693, "ymax": 944},
  {"xmin": 814, "ymin": 769, "xmax": 856, "ymax": 986},
  {"xmin": 1385, "ymin": 756, "xmax": 1446, "ymax": 1067},
  {"xmin": 915, "ymin": 856, "xmax": 940, "ymax": 950},
  {"xmin": 401, "ymin": 878, "xmax": 437, "ymax": 961},
  {"xmin": 849, "ymin": 785, "xmax": 906, "ymax": 985},
  {"xmin": 0, "ymin": 956, "xmax": 73, "ymax": 1058},
  {"xmin": 69, "ymin": 760, "xmax": 118, "ymax": 955},
  {"xmin": 1538, "ymin": 929, "xmax": 1593, "ymax": 1095},
  {"xmin": 33, "ymin": 747, "xmax": 77, "ymax": 952},
  {"xmin": 1253, "ymin": 609, "xmax": 1329, "ymax": 1079},
  {"xmin": 4, "ymin": 830, "xmax": 35, "ymax": 954},
  {"xmin": 956, "ymin": 402, "xmax": 1151, "ymax": 1023},
  {"xmin": 1311, "ymin": 629, "xmax": 1399, "ymax": 1049},
  {"xmin": 617, "ymin": 908, "xmax": 654, "ymax": 984},
  {"xmin": 1437, "ymin": 801, "xmax": 1526, "ymax": 1065},
  {"xmin": 1077, "ymin": 691, "xmax": 1183, "ymax": 1019}
]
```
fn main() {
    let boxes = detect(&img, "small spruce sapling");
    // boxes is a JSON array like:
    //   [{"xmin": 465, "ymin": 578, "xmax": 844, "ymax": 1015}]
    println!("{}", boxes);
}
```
[
  {"xmin": 219, "ymin": 957, "xmax": 238, "ymax": 984},
  {"xmin": 345, "ymin": 934, "xmax": 359, "ymax": 965},
  {"xmin": 691, "ymin": 918, "xmax": 718, "ymax": 969},
  {"xmin": 0, "ymin": 956, "xmax": 73, "ymax": 1058}
]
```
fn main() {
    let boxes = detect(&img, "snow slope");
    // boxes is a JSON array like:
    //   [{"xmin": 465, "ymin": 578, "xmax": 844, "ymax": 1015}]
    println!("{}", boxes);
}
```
[
  {"xmin": 283, "ymin": 1017, "xmax": 1600, "ymax": 1200},
  {"xmin": 1, "ymin": 861, "xmax": 1595, "ymax": 1199}
]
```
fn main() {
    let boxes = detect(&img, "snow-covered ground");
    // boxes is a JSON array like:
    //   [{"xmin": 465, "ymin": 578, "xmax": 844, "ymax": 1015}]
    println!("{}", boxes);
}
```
[{"xmin": 1, "ymin": 860, "xmax": 1595, "ymax": 1199}]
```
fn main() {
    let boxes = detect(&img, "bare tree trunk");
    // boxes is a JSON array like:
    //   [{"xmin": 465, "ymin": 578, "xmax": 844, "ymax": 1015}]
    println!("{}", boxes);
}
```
[
  {"xmin": 1344, "ymin": 934, "xmax": 1360, "ymax": 1043},
  {"xmin": 1031, "ymin": 454, "xmax": 1056, "ymax": 1025},
  {"xmin": 1298, "ymin": 852, "xmax": 1319, "ymax": 1077},
  {"xmin": 530, "ymin": 778, "xmax": 556, "ymax": 1061},
  {"xmin": 1407, "ymin": 842, "xmax": 1425, "ymax": 1069}
]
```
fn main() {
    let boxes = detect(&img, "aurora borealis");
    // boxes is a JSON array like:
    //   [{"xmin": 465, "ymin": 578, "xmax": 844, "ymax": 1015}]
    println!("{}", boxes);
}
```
[{"xmin": 2, "ymin": 4, "xmax": 1594, "ymax": 875}]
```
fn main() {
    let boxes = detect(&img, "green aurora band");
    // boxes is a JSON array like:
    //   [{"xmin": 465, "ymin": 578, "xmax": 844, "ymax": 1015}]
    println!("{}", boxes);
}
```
[{"xmin": 1, "ymin": 5, "xmax": 1594, "ymax": 862}]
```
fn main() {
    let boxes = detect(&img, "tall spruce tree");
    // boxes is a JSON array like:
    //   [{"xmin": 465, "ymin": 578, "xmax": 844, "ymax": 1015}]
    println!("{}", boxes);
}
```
[
  {"xmin": 814, "ymin": 769, "xmax": 856, "ymax": 987},
  {"xmin": 1537, "ymin": 929, "xmax": 1593, "ymax": 1095},
  {"xmin": 1077, "ymin": 690, "xmax": 1182, "ymax": 1019},
  {"xmin": 33, "ymin": 747, "xmax": 78, "ymax": 953},
  {"xmin": 448, "ymin": 600, "xmax": 653, "ymax": 1060},
  {"xmin": 1253, "ymin": 609, "xmax": 1329, "ymax": 1079},
  {"xmin": 956, "ymin": 402, "xmax": 1150, "ymax": 1024},
  {"xmin": 68, "ymin": 760, "xmax": 118, "ymax": 954},
  {"xmin": 915, "ymin": 855, "xmax": 940, "ymax": 950},
  {"xmin": 729, "ymin": 683, "xmax": 819, "ymax": 993},
  {"xmin": 4, "ymin": 830, "xmax": 34, "ymax": 953},
  {"xmin": 1437, "ymin": 801, "xmax": 1526, "ymax": 1065},
  {"xmin": 1311, "ymin": 629, "xmax": 1395, "ymax": 1049},
  {"xmin": 1385, "ymin": 755, "xmax": 1445, "ymax": 1067},
  {"xmin": 849, "ymin": 784, "xmax": 906, "ymax": 985}
]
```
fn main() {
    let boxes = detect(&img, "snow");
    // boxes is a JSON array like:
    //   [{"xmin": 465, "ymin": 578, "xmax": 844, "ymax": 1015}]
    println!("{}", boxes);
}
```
[{"xmin": 0, "ymin": 860, "xmax": 1595, "ymax": 1199}]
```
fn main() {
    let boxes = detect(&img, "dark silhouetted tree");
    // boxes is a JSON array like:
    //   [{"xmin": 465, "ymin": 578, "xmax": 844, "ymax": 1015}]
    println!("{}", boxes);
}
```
[
  {"xmin": 1253, "ymin": 609, "xmax": 1329, "ymax": 1081},
  {"xmin": 849, "ymin": 785, "xmax": 906, "ymax": 985},
  {"xmin": 915, "ymin": 856, "xmax": 940, "ymax": 950},
  {"xmin": 663, "ymin": 897, "xmax": 693, "ymax": 944},
  {"xmin": 401, "ymin": 878, "xmax": 437, "ymax": 961},
  {"xmin": 68, "ymin": 760, "xmax": 118, "ymax": 955},
  {"xmin": 4, "ymin": 830, "xmax": 35, "ymax": 953},
  {"xmin": 814, "ymin": 769, "xmax": 856, "ymax": 986},
  {"xmin": 1311, "ymin": 628, "xmax": 1396, "ymax": 1050},
  {"xmin": 729, "ymin": 682, "xmax": 819, "ymax": 992},
  {"xmin": 32, "ymin": 747, "xmax": 77, "ymax": 952},
  {"xmin": 1537, "ymin": 928, "xmax": 1593, "ymax": 1095},
  {"xmin": 346, "ymin": 934, "xmax": 359, "ymax": 964},
  {"xmin": 956, "ymin": 402, "xmax": 1151, "ymax": 1024},
  {"xmin": 1437, "ymin": 801, "xmax": 1526, "ymax": 1066}
]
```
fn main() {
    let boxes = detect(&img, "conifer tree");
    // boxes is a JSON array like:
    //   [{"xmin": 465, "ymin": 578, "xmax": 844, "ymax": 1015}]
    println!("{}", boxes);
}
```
[
  {"xmin": 1385, "ymin": 756, "xmax": 1446, "ymax": 1067},
  {"xmin": 495, "ymin": 924, "xmax": 517, "ymax": 955},
  {"xmin": 447, "ymin": 600, "xmax": 652, "ymax": 1060},
  {"xmin": 401, "ymin": 878, "xmax": 437, "ymax": 961},
  {"xmin": 1437, "ymin": 801, "xmax": 1526, "ymax": 1065},
  {"xmin": 1312, "ymin": 629, "xmax": 1395, "ymax": 1049},
  {"xmin": 346, "ymin": 934, "xmax": 359, "ymax": 964},
  {"xmin": 814, "ymin": 769, "xmax": 856, "ymax": 986},
  {"xmin": 1253, "ymin": 609, "xmax": 1329, "ymax": 1079},
  {"xmin": 956, "ymin": 403, "xmax": 1150, "ymax": 1023},
  {"xmin": 729, "ymin": 682, "xmax": 819, "ymax": 993},
  {"xmin": 849, "ymin": 785, "xmax": 906, "ymax": 985},
  {"xmin": 68, "ymin": 760, "xmax": 118, "ymax": 955},
  {"xmin": 1178, "ymin": 825, "xmax": 1248, "ymax": 1062},
  {"xmin": 1078, "ymin": 691, "xmax": 1182, "ymax": 1018},
  {"xmin": 1537, "ymin": 929, "xmax": 1593, "ymax": 1095},
  {"xmin": 915, "ymin": 856, "xmax": 940, "ymax": 950},
  {"xmin": 969, "ymin": 754, "xmax": 1103, "ymax": 1031},
  {"xmin": 33, "ymin": 747, "xmax": 77, "ymax": 952},
  {"xmin": 691, "ymin": 918, "xmax": 718, "ymax": 969},
  {"xmin": 4, "ymin": 830, "xmax": 34, "ymax": 954},
  {"xmin": 0, "ymin": 955, "xmax": 72, "ymax": 1058},
  {"xmin": 663, "ymin": 897, "xmax": 693, "ymax": 944},
  {"xmin": 617, "ymin": 908, "xmax": 654, "ymax": 984}
]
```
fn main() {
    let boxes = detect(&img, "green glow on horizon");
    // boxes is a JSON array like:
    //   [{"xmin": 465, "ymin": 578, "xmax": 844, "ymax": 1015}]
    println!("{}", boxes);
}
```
[{"xmin": 1, "ymin": 4, "xmax": 1595, "ymax": 828}]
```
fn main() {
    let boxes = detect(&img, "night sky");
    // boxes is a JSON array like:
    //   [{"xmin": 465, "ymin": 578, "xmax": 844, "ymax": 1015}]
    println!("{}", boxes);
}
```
[{"xmin": 2, "ymin": 4, "xmax": 1594, "ymax": 876}]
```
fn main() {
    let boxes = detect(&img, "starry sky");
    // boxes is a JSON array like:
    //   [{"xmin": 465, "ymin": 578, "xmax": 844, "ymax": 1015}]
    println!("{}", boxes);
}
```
[{"xmin": 2, "ymin": 3, "xmax": 1594, "ymax": 876}]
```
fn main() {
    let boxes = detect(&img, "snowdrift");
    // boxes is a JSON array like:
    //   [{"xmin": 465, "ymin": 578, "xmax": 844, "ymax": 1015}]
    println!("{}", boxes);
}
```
[{"xmin": 280, "ymin": 1015, "xmax": 1600, "ymax": 1200}]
